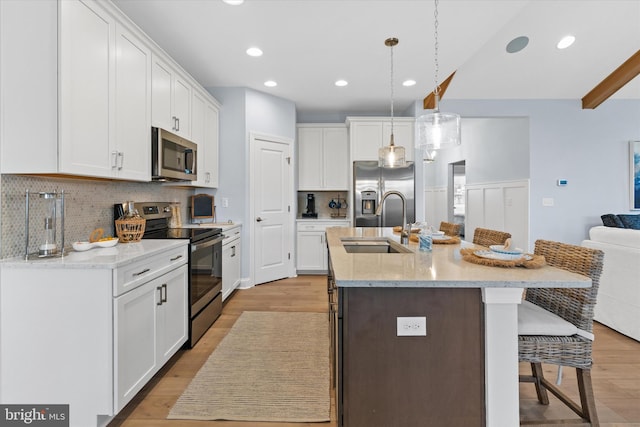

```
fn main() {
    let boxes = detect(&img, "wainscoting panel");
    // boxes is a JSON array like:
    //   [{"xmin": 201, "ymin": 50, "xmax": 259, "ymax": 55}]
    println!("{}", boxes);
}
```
[{"xmin": 465, "ymin": 180, "xmax": 530, "ymax": 250}]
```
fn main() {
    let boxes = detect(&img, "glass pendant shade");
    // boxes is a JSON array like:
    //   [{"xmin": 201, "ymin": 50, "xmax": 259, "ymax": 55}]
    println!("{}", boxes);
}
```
[
  {"xmin": 416, "ymin": 110, "xmax": 461, "ymax": 151},
  {"xmin": 378, "ymin": 135, "xmax": 406, "ymax": 167},
  {"xmin": 378, "ymin": 37, "xmax": 406, "ymax": 168}
]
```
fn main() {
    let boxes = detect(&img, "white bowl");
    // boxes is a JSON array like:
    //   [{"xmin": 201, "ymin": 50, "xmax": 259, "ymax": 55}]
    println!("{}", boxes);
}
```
[
  {"xmin": 96, "ymin": 238, "xmax": 119, "ymax": 248},
  {"xmin": 72, "ymin": 241, "xmax": 95, "ymax": 252}
]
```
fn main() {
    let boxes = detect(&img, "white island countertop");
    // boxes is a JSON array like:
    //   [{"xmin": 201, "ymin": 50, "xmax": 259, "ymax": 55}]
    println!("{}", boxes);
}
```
[
  {"xmin": 326, "ymin": 226, "xmax": 591, "ymax": 289},
  {"xmin": 0, "ymin": 239, "xmax": 188, "ymax": 270}
]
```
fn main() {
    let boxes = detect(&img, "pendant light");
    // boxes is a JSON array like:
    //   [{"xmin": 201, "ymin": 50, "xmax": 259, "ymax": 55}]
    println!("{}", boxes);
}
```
[
  {"xmin": 416, "ymin": 0, "xmax": 461, "ymax": 153},
  {"xmin": 378, "ymin": 37, "xmax": 406, "ymax": 168}
]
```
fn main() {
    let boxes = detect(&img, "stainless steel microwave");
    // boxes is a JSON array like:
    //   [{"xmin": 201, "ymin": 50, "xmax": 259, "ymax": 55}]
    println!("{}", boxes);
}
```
[{"xmin": 151, "ymin": 127, "xmax": 197, "ymax": 181}]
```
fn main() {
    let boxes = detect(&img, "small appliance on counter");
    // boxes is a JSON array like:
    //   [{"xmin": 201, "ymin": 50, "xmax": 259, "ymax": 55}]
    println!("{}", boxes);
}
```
[
  {"xmin": 302, "ymin": 193, "xmax": 318, "ymax": 218},
  {"xmin": 190, "ymin": 194, "xmax": 215, "ymax": 224}
]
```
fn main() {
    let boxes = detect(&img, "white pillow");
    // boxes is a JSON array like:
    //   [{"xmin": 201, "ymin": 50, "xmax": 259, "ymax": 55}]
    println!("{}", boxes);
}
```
[{"xmin": 518, "ymin": 300, "xmax": 578, "ymax": 336}]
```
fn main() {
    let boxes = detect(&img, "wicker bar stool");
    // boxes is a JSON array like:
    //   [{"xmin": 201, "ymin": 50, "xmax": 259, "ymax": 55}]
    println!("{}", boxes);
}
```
[
  {"xmin": 472, "ymin": 227, "xmax": 511, "ymax": 247},
  {"xmin": 439, "ymin": 221, "xmax": 461, "ymax": 237},
  {"xmin": 518, "ymin": 239, "xmax": 604, "ymax": 426}
]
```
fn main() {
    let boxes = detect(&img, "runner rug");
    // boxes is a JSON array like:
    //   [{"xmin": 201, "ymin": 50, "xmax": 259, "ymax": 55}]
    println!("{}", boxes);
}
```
[{"xmin": 168, "ymin": 311, "xmax": 330, "ymax": 422}]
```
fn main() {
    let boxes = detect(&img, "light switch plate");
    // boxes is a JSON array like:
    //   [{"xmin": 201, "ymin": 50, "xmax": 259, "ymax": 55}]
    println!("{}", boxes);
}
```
[{"xmin": 397, "ymin": 316, "xmax": 427, "ymax": 336}]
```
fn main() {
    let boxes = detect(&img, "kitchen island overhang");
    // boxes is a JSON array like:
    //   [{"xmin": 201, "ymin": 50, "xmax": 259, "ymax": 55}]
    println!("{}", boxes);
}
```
[{"xmin": 326, "ymin": 226, "xmax": 592, "ymax": 427}]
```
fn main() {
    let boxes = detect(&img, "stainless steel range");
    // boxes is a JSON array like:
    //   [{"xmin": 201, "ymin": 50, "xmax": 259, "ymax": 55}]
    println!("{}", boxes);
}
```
[{"xmin": 114, "ymin": 202, "xmax": 223, "ymax": 347}]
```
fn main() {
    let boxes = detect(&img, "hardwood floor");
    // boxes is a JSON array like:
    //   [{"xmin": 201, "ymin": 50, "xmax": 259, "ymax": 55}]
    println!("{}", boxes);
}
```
[{"xmin": 109, "ymin": 275, "xmax": 640, "ymax": 426}]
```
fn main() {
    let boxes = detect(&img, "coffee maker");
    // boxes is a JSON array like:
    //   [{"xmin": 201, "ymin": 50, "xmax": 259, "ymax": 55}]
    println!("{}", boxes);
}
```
[{"xmin": 302, "ymin": 193, "xmax": 318, "ymax": 218}]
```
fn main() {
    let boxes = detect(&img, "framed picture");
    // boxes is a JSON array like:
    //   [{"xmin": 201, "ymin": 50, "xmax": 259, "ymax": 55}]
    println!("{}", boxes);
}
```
[{"xmin": 631, "ymin": 141, "xmax": 640, "ymax": 210}]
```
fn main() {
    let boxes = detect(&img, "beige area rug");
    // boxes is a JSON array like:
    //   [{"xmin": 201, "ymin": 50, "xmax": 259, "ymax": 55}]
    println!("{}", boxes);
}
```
[{"xmin": 168, "ymin": 311, "xmax": 330, "ymax": 422}]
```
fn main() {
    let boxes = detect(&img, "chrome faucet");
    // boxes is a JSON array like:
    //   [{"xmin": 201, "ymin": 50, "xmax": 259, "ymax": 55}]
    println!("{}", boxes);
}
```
[{"xmin": 375, "ymin": 190, "xmax": 409, "ymax": 244}]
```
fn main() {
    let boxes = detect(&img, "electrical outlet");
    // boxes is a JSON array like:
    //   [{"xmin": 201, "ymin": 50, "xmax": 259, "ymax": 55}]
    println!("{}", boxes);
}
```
[
  {"xmin": 397, "ymin": 316, "xmax": 427, "ymax": 337},
  {"xmin": 222, "ymin": 197, "xmax": 229, "ymax": 208}
]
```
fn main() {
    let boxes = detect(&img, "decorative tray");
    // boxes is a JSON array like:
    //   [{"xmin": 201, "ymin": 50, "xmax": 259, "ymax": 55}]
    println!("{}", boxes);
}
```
[
  {"xmin": 433, "ymin": 235, "xmax": 460, "ymax": 244},
  {"xmin": 460, "ymin": 248, "xmax": 545, "ymax": 268}
]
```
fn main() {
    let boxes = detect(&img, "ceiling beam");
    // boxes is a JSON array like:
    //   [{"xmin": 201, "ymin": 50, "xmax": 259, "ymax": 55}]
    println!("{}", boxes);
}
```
[
  {"xmin": 582, "ymin": 49, "xmax": 640, "ymax": 109},
  {"xmin": 423, "ymin": 71, "xmax": 456, "ymax": 110}
]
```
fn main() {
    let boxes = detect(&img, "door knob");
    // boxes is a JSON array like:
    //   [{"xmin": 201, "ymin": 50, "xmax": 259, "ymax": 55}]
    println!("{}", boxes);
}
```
[{"xmin": 256, "ymin": 217, "xmax": 264, "ymax": 222}]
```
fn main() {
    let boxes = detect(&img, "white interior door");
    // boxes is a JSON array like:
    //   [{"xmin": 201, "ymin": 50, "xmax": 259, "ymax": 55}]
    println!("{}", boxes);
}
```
[{"xmin": 250, "ymin": 133, "xmax": 294, "ymax": 285}]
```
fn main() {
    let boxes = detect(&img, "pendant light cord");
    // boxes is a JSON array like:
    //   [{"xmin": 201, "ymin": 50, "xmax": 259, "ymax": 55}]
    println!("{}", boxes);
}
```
[
  {"xmin": 433, "ymin": 0, "xmax": 440, "ymax": 108},
  {"xmin": 390, "ymin": 39, "xmax": 395, "ymax": 145}
]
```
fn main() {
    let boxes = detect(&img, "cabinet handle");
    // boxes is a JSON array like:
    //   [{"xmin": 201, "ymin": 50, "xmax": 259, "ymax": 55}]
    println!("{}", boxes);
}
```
[
  {"xmin": 161, "ymin": 284, "xmax": 167, "ymax": 303},
  {"xmin": 170, "ymin": 254, "xmax": 183, "ymax": 261},
  {"xmin": 172, "ymin": 116, "xmax": 177, "ymax": 131},
  {"xmin": 175, "ymin": 117, "xmax": 180, "ymax": 131},
  {"xmin": 111, "ymin": 151, "xmax": 118, "ymax": 169},
  {"xmin": 231, "ymin": 245, "xmax": 236, "ymax": 257},
  {"xmin": 206, "ymin": 172, "xmax": 210, "ymax": 183},
  {"xmin": 157, "ymin": 286, "xmax": 163, "ymax": 305},
  {"xmin": 117, "ymin": 151, "xmax": 124, "ymax": 170},
  {"xmin": 133, "ymin": 268, "xmax": 150, "ymax": 277}
]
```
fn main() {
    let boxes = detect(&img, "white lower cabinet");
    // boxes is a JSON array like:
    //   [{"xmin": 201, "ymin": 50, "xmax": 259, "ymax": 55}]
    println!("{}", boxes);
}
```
[
  {"xmin": 114, "ymin": 264, "xmax": 188, "ymax": 412},
  {"xmin": 0, "ymin": 243, "xmax": 188, "ymax": 427},
  {"xmin": 297, "ymin": 221, "xmax": 350, "ymax": 274},
  {"xmin": 222, "ymin": 225, "xmax": 242, "ymax": 301}
]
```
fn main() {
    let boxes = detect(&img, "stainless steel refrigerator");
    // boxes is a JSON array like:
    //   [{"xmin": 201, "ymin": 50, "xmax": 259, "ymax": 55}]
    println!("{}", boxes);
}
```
[{"xmin": 353, "ymin": 161, "xmax": 415, "ymax": 227}]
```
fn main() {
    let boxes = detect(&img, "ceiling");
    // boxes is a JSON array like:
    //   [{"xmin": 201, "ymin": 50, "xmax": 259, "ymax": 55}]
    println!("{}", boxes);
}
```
[{"xmin": 112, "ymin": 0, "xmax": 640, "ymax": 117}]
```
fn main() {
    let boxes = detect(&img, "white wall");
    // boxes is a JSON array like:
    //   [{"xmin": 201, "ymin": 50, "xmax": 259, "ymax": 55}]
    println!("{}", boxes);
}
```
[
  {"xmin": 427, "ymin": 99, "xmax": 640, "ymax": 245},
  {"xmin": 206, "ymin": 87, "xmax": 297, "ymax": 281}
]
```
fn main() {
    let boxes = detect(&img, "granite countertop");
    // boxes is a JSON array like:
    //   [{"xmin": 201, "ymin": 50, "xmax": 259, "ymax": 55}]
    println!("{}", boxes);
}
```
[
  {"xmin": 326, "ymin": 227, "xmax": 591, "ymax": 289},
  {"xmin": 0, "ymin": 240, "xmax": 188, "ymax": 269}
]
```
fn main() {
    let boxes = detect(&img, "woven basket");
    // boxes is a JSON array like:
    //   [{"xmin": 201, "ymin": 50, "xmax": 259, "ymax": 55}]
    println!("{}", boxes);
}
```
[{"xmin": 115, "ymin": 217, "xmax": 146, "ymax": 243}]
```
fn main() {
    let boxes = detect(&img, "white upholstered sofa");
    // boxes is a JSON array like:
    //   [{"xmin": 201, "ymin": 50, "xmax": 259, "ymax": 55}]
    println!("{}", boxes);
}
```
[{"xmin": 582, "ymin": 226, "xmax": 640, "ymax": 341}]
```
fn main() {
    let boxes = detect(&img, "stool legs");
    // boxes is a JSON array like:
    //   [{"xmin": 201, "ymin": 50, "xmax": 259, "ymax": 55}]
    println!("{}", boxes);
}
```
[{"xmin": 531, "ymin": 362, "xmax": 550, "ymax": 404}]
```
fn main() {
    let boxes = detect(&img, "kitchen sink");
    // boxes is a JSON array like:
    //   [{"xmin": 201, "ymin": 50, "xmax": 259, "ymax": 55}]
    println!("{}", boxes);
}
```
[{"xmin": 340, "ymin": 237, "xmax": 413, "ymax": 254}]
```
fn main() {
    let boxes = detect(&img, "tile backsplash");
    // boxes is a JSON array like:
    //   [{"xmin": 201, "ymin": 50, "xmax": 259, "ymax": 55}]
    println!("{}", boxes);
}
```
[{"xmin": 0, "ymin": 174, "xmax": 193, "ymax": 259}]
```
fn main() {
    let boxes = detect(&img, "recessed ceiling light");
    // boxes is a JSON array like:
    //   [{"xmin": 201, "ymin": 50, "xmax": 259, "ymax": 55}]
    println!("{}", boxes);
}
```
[
  {"xmin": 264, "ymin": 80, "xmax": 277, "ymax": 87},
  {"xmin": 222, "ymin": 0, "xmax": 244, "ymax": 5},
  {"xmin": 335, "ymin": 80, "xmax": 348, "ymax": 87},
  {"xmin": 506, "ymin": 36, "xmax": 529, "ymax": 54},
  {"xmin": 402, "ymin": 80, "xmax": 416, "ymax": 87},
  {"xmin": 557, "ymin": 35, "xmax": 576, "ymax": 49},
  {"xmin": 246, "ymin": 47, "xmax": 263, "ymax": 57}
]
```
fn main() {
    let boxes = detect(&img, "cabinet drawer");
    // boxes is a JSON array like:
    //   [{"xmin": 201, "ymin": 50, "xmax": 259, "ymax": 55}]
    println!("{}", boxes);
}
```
[
  {"xmin": 298, "ymin": 221, "xmax": 350, "ymax": 232},
  {"xmin": 222, "ymin": 226, "xmax": 241, "ymax": 246},
  {"xmin": 114, "ymin": 245, "xmax": 188, "ymax": 296}
]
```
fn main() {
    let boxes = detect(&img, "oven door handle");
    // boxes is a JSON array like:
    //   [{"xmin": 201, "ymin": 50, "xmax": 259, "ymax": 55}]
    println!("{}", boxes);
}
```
[{"xmin": 191, "ymin": 235, "xmax": 224, "ymax": 251}]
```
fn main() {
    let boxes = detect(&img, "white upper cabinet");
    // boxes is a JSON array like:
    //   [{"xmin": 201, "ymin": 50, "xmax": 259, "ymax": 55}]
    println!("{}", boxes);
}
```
[
  {"xmin": 203, "ymin": 101, "xmax": 220, "ymax": 188},
  {"xmin": 1, "ymin": 0, "xmax": 152, "ymax": 180},
  {"xmin": 165, "ymin": 89, "xmax": 220, "ymax": 188},
  {"xmin": 347, "ymin": 117, "xmax": 414, "ymax": 162},
  {"xmin": 152, "ymin": 55, "xmax": 191, "ymax": 139},
  {"xmin": 113, "ymin": 22, "xmax": 152, "ymax": 181},
  {"xmin": 0, "ymin": 0, "xmax": 217, "ymax": 183},
  {"xmin": 297, "ymin": 124, "xmax": 349, "ymax": 191},
  {"xmin": 58, "ymin": 0, "xmax": 113, "ymax": 177}
]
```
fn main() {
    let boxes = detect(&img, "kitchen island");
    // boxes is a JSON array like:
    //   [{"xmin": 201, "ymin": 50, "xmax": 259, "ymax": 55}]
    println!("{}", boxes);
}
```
[{"xmin": 326, "ymin": 227, "xmax": 591, "ymax": 427}]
